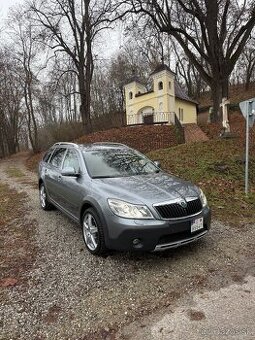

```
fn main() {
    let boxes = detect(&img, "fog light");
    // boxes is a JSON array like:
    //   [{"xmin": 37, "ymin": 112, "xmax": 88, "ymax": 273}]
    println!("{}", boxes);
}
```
[
  {"xmin": 133, "ymin": 238, "xmax": 141, "ymax": 245},
  {"xmin": 132, "ymin": 238, "xmax": 143, "ymax": 249}
]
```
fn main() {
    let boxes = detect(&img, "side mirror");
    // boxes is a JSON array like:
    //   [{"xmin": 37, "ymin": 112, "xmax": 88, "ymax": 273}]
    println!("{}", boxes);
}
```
[
  {"xmin": 61, "ymin": 167, "xmax": 80, "ymax": 177},
  {"xmin": 154, "ymin": 160, "xmax": 161, "ymax": 168}
]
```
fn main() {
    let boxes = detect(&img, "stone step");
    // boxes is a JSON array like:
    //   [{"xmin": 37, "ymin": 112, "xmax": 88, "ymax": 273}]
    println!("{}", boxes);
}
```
[{"xmin": 183, "ymin": 124, "xmax": 209, "ymax": 144}]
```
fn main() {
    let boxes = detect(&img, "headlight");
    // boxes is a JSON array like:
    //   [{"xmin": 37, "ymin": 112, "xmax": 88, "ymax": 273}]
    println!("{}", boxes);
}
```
[
  {"xmin": 108, "ymin": 199, "xmax": 154, "ymax": 219},
  {"xmin": 199, "ymin": 189, "xmax": 208, "ymax": 207}
]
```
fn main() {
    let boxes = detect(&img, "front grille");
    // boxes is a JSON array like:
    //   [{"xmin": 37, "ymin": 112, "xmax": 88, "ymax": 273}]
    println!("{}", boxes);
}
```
[{"xmin": 154, "ymin": 198, "xmax": 202, "ymax": 219}]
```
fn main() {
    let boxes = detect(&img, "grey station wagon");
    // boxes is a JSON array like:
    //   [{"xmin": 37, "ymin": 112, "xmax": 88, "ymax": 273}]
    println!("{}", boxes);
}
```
[{"xmin": 38, "ymin": 142, "xmax": 211, "ymax": 255}]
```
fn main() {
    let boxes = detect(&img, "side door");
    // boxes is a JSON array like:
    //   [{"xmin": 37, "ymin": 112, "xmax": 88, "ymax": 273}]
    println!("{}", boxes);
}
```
[
  {"xmin": 59, "ymin": 149, "xmax": 85, "ymax": 219},
  {"xmin": 45, "ymin": 147, "xmax": 67, "ymax": 204}
]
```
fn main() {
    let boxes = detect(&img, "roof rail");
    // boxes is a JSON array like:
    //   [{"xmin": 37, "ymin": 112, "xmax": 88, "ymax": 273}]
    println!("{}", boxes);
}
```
[
  {"xmin": 53, "ymin": 142, "xmax": 78, "ymax": 147},
  {"xmin": 92, "ymin": 142, "xmax": 128, "ymax": 147}
]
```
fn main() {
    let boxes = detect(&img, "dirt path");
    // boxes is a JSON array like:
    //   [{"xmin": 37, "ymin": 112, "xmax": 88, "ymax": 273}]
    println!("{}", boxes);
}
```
[{"xmin": 0, "ymin": 154, "xmax": 254, "ymax": 339}]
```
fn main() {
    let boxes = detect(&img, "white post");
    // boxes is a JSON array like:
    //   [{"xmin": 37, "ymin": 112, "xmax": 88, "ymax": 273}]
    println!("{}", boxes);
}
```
[{"xmin": 245, "ymin": 101, "xmax": 249, "ymax": 196}]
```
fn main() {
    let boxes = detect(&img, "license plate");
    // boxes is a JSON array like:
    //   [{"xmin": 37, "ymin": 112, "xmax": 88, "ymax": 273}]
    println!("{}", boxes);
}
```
[{"xmin": 191, "ymin": 217, "xmax": 204, "ymax": 233}]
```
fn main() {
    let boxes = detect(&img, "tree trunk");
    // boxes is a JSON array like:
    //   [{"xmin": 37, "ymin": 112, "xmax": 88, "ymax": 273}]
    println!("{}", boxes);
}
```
[
  {"xmin": 78, "ymin": 70, "xmax": 92, "ymax": 134},
  {"xmin": 221, "ymin": 77, "xmax": 229, "ymax": 99},
  {"xmin": 24, "ymin": 83, "xmax": 36, "ymax": 152},
  {"xmin": 28, "ymin": 82, "xmax": 38, "ymax": 152},
  {"xmin": 245, "ymin": 64, "xmax": 253, "ymax": 90},
  {"xmin": 210, "ymin": 80, "xmax": 222, "ymax": 122},
  {"xmin": 84, "ymin": 3, "xmax": 93, "ymax": 134}
]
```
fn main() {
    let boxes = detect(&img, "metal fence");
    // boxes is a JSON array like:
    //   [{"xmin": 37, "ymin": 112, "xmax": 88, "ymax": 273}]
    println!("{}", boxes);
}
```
[{"xmin": 126, "ymin": 112, "xmax": 175, "ymax": 126}]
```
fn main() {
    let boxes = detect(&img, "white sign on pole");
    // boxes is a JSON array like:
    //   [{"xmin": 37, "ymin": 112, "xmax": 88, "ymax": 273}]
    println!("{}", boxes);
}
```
[
  {"xmin": 239, "ymin": 99, "xmax": 255, "ymax": 128},
  {"xmin": 239, "ymin": 98, "xmax": 255, "ymax": 195}
]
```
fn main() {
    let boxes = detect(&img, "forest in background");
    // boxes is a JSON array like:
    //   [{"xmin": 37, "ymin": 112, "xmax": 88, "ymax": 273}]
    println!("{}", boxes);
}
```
[{"xmin": 1, "ymin": 0, "xmax": 255, "ymax": 157}]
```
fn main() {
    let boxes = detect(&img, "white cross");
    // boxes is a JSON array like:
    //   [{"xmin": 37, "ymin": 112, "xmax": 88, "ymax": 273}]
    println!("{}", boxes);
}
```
[{"xmin": 220, "ymin": 97, "xmax": 230, "ymax": 133}]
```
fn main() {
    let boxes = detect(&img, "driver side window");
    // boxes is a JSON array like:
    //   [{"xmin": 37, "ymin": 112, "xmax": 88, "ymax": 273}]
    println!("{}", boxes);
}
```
[
  {"xmin": 62, "ymin": 149, "xmax": 80, "ymax": 172},
  {"xmin": 49, "ymin": 148, "xmax": 66, "ymax": 168}
]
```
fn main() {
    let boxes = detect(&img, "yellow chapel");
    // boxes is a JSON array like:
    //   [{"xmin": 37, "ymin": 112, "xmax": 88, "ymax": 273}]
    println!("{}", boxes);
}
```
[{"xmin": 124, "ymin": 64, "xmax": 198, "ymax": 125}]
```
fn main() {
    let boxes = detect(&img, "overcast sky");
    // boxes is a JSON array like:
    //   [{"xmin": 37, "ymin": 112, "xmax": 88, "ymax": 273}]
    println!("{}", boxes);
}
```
[
  {"xmin": 0, "ymin": 0, "xmax": 23, "ymax": 19},
  {"xmin": 0, "ymin": 0, "xmax": 122, "ymax": 59}
]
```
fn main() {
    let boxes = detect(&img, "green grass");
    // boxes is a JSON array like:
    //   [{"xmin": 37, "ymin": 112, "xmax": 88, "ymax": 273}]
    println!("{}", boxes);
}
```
[
  {"xmin": 148, "ymin": 139, "xmax": 255, "ymax": 225},
  {"xmin": 6, "ymin": 167, "xmax": 25, "ymax": 178}
]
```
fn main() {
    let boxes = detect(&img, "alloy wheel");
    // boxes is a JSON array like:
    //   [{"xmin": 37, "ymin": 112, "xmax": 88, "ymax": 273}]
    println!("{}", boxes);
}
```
[
  {"xmin": 40, "ymin": 185, "xmax": 46, "ymax": 208},
  {"xmin": 83, "ymin": 213, "xmax": 99, "ymax": 251}
]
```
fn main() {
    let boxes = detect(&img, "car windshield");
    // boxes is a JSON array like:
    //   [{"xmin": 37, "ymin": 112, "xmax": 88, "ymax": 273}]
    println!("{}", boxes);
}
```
[{"xmin": 83, "ymin": 148, "xmax": 159, "ymax": 178}]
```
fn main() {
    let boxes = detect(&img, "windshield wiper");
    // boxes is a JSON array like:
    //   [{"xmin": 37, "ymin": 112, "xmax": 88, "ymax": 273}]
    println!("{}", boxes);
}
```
[
  {"xmin": 92, "ymin": 174, "xmax": 133, "ymax": 179},
  {"xmin": 91, "ymin": 175, "xmax": 116, "ymax": 179},
  {"xmin": 91, "ymin": 176, "xmax": 113, "ymax": 179}
]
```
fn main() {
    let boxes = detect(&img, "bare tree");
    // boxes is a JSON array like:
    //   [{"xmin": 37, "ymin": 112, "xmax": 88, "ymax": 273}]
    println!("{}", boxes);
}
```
[
  {"xmin": 124, "ymin": 19, "xmax": 171, "ymax": 69},
  {"xmin": 30, "ymin": 0, "xmax": 113, "ymax": 133},
  {"xmin": 0, "ymin": 48, "xmax": 24, "ymax": 157},
  {"xmin": 8, "ymin": 7, "xmax": 44, "ymax": 152},
  {"xmin": 172, "ymin": 41, "xmax": 207, "ymax": 98},
  {"xmin": 48, "ymin": 57, "xmax": 79, "ymax": 123},
  {"xmin": 115, "ymin": 0, "xmax": 255, "ymax": 120},
  {"xmin": 36, "ymin": 54, "xmax": 80, "ymax": 125},
  {"xmin": 238, "ymin": 37, "xmax": 255, "ymax": 89}
]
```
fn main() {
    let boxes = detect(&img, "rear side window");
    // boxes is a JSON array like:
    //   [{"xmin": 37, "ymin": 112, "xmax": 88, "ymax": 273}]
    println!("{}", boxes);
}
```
[{"xmin": 49, "ymin": 148, "xmax": 66, "ymax": 168}]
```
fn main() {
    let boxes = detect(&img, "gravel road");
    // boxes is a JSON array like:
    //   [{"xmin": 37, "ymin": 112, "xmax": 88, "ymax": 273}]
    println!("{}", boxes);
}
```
[{"xmin": 0, "ymin": 154, "xmax": 254, "ymax": 339}]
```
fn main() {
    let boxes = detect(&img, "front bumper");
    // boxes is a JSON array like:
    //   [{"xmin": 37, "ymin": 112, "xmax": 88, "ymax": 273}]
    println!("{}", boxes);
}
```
[
  {"xmin": 153, "ymin": 230, "xmax": 208, "ymax": 251},
  {"xmin": 104, "ymin": 207, "xmax": 211, "ymax": 252}
]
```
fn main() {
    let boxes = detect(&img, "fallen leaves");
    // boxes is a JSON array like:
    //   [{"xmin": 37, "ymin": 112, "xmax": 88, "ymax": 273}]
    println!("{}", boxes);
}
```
[
  {"xmin": 0, "ymin": 183, "xmax": 37, "ymax": 291},
  {"xmin": 0, "ymin": 278, "xmax": 18, "ymax": 288}
]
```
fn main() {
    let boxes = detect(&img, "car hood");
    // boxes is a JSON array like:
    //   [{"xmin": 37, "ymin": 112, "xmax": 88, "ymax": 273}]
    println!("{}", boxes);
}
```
[{"xmin": 92, "ymin": 172, "xmax": 199, "ymax": 205}]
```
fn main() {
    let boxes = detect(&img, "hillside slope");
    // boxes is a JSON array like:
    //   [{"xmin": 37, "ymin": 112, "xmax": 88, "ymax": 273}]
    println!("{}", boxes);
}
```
[
  {"xmin": 200, "ymin": 112, "xmax": 255, "ymax": 151},
  {"xmin": 75, "ymin": 124, "xmax": 183, "ymax": 153},
  {"xmin": 148, "ymin": 138, "xmax": 255, "ymax": 224},
  {"xmin": 198, "ymin": 83, "xmax": 255, "ymax": 108}
]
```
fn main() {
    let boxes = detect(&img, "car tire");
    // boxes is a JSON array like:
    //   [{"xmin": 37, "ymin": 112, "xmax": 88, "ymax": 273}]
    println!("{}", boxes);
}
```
[
  {"xmin": 82, "ymin": 208, "xmax": 107, "ymax": 256},
  {"xmin": 39, "ymin": 183, "xmax": 54, "ymax": 211}
]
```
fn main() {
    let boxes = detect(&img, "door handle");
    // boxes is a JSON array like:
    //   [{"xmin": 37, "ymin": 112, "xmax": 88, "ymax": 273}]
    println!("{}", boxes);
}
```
[{"xmin": 58, "ymin": 175, "xmax": 62, "ymax": 182}]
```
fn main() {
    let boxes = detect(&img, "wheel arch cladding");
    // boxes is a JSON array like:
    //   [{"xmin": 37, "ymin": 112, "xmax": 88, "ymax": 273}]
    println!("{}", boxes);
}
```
[{"xmin": 80, "ymin": 200, "xmax": 109, "ymax": 242}]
